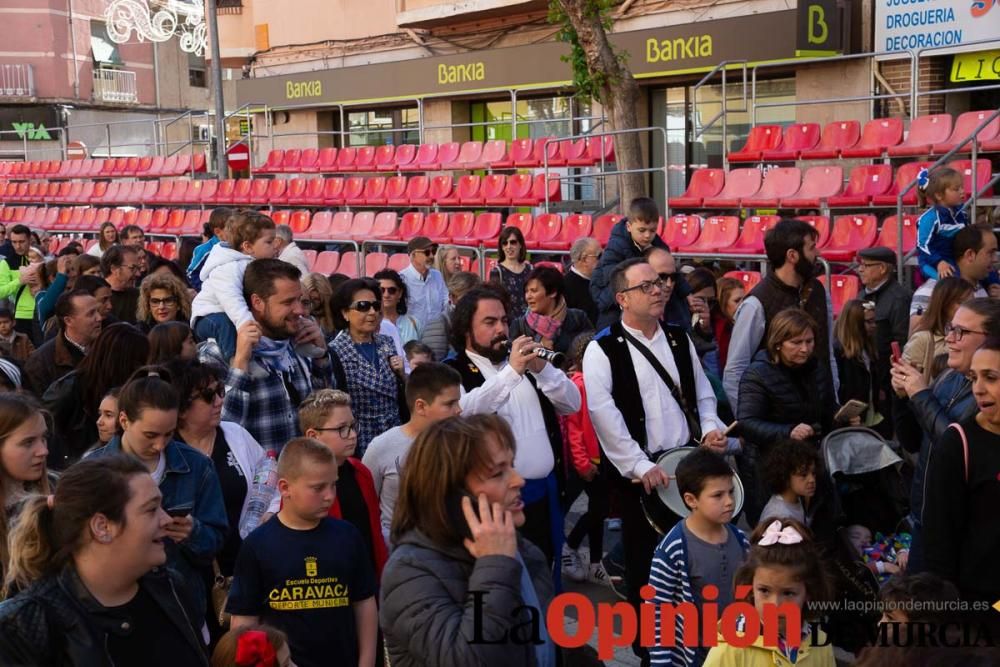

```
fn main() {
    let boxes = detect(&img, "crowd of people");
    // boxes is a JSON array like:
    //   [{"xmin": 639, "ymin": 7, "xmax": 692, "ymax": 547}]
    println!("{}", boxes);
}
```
[{"xmin": 0, "ymin": 190, "xmax": 995, "ymax": 667}]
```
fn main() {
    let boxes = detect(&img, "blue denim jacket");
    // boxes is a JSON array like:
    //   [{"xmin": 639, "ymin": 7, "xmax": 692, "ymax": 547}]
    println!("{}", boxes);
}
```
[{"xmin": 88, "ymin": 437, "xmax": 228, "ymax": 618}]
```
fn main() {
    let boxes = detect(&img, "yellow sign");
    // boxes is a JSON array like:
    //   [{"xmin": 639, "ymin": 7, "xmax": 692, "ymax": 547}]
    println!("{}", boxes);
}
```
[
  {"xmin": 438, "ymin": 62, "xmax": 485, "ymax": 85},
  {"xmin": 285, "ymin": 80, "xmax": 323, "ymax": 100},
  {"xmin": 646, "ymin": 35, "xmax": 713, "ymax": 64},
  {"xmin": 951, "ymin": 50, "xmax": 1000, "ymax": 83}
]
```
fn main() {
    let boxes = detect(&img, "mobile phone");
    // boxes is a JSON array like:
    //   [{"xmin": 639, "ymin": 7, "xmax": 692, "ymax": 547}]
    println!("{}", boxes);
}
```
[
  {"xmin": 445, "ymin": 490, "xmax": 480, "ymax": 540},
  {"xmin": 891, "ymin": 341, "xmax": 902, "ymax": 364},
  {"xmin": 166, "ymin": 505, "xmax": 192, "ymax": 518}
]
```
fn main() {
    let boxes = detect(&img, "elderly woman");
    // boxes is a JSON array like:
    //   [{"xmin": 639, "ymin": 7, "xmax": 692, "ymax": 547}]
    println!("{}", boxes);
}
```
[
  {"xmin": 137, "ymin": 273, "xmax": 192, "ymax": 332},
  {"xmin": 327, "ymin": 278, "xmax": 404, "ymax": 457},
  {"xmin": 508, "ymin": 265, "xmax": 591, "ymax": 365},
  {"xmin": 435, "ymin": 245, "xmax": 463, "ymax": 285},
  {"xmin": 374, "ymin": 268, "xmax": 421, "ymax": 345},
  {"xmin": 380, "ymin": 414, "xmax": 555, "ymax": 667}
]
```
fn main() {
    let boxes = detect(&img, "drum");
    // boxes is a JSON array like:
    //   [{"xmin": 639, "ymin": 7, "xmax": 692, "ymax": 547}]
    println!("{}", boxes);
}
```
[{"xmin": 640, "ymin": 446, "xmax": 745, "ymax": 535}]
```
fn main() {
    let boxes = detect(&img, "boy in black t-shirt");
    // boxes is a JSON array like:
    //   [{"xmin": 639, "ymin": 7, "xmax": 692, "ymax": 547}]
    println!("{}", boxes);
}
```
[{"xmin": 226, "ymin": 437, "xmax": 378, "ymax": 667}]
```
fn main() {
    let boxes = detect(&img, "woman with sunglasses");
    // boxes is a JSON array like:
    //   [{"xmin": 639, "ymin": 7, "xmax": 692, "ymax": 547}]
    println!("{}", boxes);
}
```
[
  {"xmin": 137, "ymin": 272, "xmax": 192, "ymax": 333},
  {"xmin": 490, "ymin": 226, "xmax": 532, "ymax": 317},
  {"xmin": 165, "ymin": 358, "xmax": 278, "ymax": 640},
  {"xmin": 328, "ymin": 278, "xmax": 404, "ymax": 458},
  {"xmin": 374, "ymin": 269, "xmax": 421, "ymax": 345}
]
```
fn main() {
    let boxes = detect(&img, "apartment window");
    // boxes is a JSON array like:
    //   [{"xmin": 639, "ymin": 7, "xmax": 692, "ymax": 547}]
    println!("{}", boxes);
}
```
[
  {"xmin": 188, "ymin": 51, "xmax": 207, "ymax": 88},
  {"xmin": 346, "ymin": 108, "xmax": 419, "ymax": 146},
  {"xmin": 90, "ymin": 21, "xmax": 123, "ymax": 66},
  {"xmin": 469, "ymin": 96, "xmax": 590, "ymax": 142}
]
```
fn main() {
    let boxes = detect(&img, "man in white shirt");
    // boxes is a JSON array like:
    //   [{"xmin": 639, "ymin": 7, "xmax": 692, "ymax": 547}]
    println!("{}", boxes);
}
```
[
  {"xmin": 583, "ymin": 258, "xmax": 727, "ymax": 655},
  {"xmin": 273, "ymin": 224, "xmax": 310, "ymax": 276},
  {"xmin": 444, "ymin": 285, "xmax": 581, "ymax": 564},
  {"xmin": 399, "ymin": 236, "xmax": 448, "ymax": 330}
]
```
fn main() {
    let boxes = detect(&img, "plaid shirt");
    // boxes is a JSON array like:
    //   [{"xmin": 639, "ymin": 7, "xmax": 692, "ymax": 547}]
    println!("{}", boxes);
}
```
[{"xmin": 222, "ymin": 353, "xmax": 333, "ymax": 453}]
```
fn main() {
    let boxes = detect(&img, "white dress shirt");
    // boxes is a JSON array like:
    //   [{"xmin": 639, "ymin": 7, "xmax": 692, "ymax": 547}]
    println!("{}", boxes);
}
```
[
  {"xmin": 459, "ymin": 349, "xmax": 581, "ymax": 480},
  {"xmin": 278, "ymin": 241, "xmax": 310, "ymax": 276},
  {"xmin": 583, "ymin": 322, "xmax": 724, "ymax": 479},
  {"xmin": 400, "ymin": 264, "xmax": 448, "ymax": 330}
]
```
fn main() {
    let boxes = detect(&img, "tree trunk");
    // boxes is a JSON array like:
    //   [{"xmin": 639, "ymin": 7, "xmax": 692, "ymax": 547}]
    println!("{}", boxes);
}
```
[{"xmin": 557, "ymin": 0, "xmax": 645, "ymax": 215}]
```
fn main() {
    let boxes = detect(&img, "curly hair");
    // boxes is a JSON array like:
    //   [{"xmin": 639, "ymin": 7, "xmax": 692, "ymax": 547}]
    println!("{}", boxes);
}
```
[
  {"xmin": 137, "ymin": 273, "xmax": 192, "ymax": 324},
  {"xmin": 762, "ymin": 439, "xmax": 820, "ymax": 495},
  {"xmin": 448, "ymin": 285, "xmax": 509, "ymax": 353}
]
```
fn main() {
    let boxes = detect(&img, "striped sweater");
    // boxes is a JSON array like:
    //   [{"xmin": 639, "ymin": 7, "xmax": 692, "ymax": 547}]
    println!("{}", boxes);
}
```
[{"xmin": 648, "ymin": 521, "xmax": 751, "ymax": 666}]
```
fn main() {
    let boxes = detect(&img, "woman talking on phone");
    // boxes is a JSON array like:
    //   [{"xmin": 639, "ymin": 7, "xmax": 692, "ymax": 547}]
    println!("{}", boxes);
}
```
[{"xmin": 381, "ymin": 414, "xmax": 556, "ymax": 667}]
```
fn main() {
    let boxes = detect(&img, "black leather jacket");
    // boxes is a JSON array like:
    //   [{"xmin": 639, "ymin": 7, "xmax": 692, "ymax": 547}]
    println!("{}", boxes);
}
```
[{"xmin": 0, "ymin": 565, "xmax": 207, "ymax": 667}]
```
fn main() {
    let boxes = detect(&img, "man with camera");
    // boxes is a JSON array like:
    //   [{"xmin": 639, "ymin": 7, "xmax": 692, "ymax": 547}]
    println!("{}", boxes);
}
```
[{"xmin": 445, "ymin": 285, "xmax": 581, "ymax": 565}]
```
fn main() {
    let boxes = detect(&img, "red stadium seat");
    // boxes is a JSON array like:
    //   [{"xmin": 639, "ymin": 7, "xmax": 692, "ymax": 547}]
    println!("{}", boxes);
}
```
[
  {"xmin": 135, "ymin": 157, "xmax": 153, "ymax": 176},
  {"xmin": 934, "ymin": 110, "xmax": 1000, "ymax": 154},
  {"xmin": 382, "ymin": 177, "xmax": 407, "ymax": 206},
  {"xmin": 799, "ymin": 215, "xmax": 831, "ymax": 248},
  {"xmin": 676, "ymin": 216, "xmax": 739, "ymax": 253},
  {"xmin": 387, "ymin": 253, "xmax": 410, "ymax": 272},
  {"xmin": 214, "ymin": 179, "xmax": 236, "ymax": 204},
  {"xmin": 402, "ymin": 143, "xmax": 439, "ymax": 171},
  {"xmin": 423, "ymin": 212, "xmax": 451, "ymax": 243},
  {"xmin": 181, "ymin": 209, "xmax": 203, "ymax": 235},
  {"xmin": 505, "ymin": 138, "xmax": 535, "ymax": 168},
  {"xmin": 270, "ymin": 210, "xmax": 291, "ymax": 227},
  {"xmin": 402, "ymin": 175, "xmax": 430, "ymax": 206},
  {"xmin": 374, "ymin": 145, "xmax": 396, "ymax": 172},
  {"xmin": 718, "ymin": 215, "xmax": 780, "ymax": 254},
  {"xmin": 742, "ymin": 167, "xmax": 801, "ymax": 208},
  {"xmin": 539, "ymin": 213, "xmax": 592, "ymax": 251},
  {"xmin": 551, "ymin": 139, "xmax": 586, "ymax": 167},
  {"xmin": 763, "ymin": 123, "xmax": 820, "ymax": 161},
  {"xmin": 336, "ymin": 147, "xmax": 358, "ymax": 172},
  {"xmin": 362, "ymin": 177, "xmax": 388, "ymax": 206},
  {"xmin": 781, "ymin": 166, "xmax": 844, "ymax": 209},
  {"xmin": 456, "ymin": 175, "xmax": 484, "ymax": 206},
  {"xmin": 519, "ymin": 174, "xmax": 561, "ymax": 207},
  {"xmin": 583, "ymin": 136, "xmax": 615, "ymax": 165},
  {"xmin": 392, "ymin": 144, "xmax": 417, "ymax": 171},
  {"xmin": 828, "ymin": 165, "xmax": 892, "ymax": 207},
  {"xmin": 670, "ymin": 169, "xmax": 725, "ymax": 208},
  {"xmin": 702, "ymin": 169, "xmax": 762, "ymax": 208},
  {"xmin": 447, "ymin": 212, "xmax": 476, "ymax": 242},
  {"xmin": 365, "ymin": 252, "xmax": 388, "ymax": 276},
  {"xmin": 593, "ymin": 214, "xmax": 617, "ymax": 245},
  {"xmin": 338, "ymin": 252, "xmax": 360, "ymax": 278},
  {"xmin": 530, "ymin": 138, "xmax": 562, "ymax": 169},
  {"xmin": 304, "ymin": 211, "xmax": 334, "ymax": 240},
  {"xmin": 247, "ymin": 179, "xmax": 270, "ymax": 204},
  {"xmin": 529, "ymin": 213, "xmax": 562, "ymax": 249},
  {"xmin": 724, "ymin": 270, "xmax": 762, "ymax": 292},
  {"xmin": 313, "ymin": 251, "xmax": 341, "ymax": 274},
  {"xmin": 259, "ymin": 150, "xmax": 284, "ymax": 173},
  {"xmin": 876, "ymin": 215, "xmax": 918, "ymax": 254},
  {"xmin": 453, "ymin": 212, "xmax": 502, "ymax": 246},
  {"xmin": 819, "ymin": 274, "xmax": 859, "ymax": 316},
  {"xmin": 471, "ymin": 257, "xmax": 498, "ymax": 278},
  {"xmin": 280, "ymin": 149, "xmax": 302, "ymax": 173},
  {"xmin": 163, "ymin": 210, "xmax": 185, "ymax": 234},
  {"xmin": 354, "ymin": 146, "xmax": 377, "ymax": 172},
  {"xmin": 482, "ymin": 174, "xmax": 508, "ymax": 206},
  {"xmin": 316, "ymin": 147, "xmax": 338, "ymax": 172},
  {"xmin": 660, "ymin": 215, "xmax": 702, "ymax": 250},
  {"xmin": 322, "ymin": 177, "xmax": 345, "ymax": 206},
  {"xmin": 505, "ymin": 213, "xmax": 532, "ymax": 240},
  {"xmin": 350, "ymin": 212, "xmax": 376, "ymax": 240},
  {"xmin": 232, "ymin": 179, "xmax": 253, "ymax": 205},
  {"xmin": 871, "ymin": 161, "xmax": 933, "ymax": 206},
  {"xmin": 888, "ymin": 114, "xmax": 952, "ymax": 157},
  {"xmin": 344, "ymin": 177, "xmax": 366, "ymax": 206},
  {"xmin": 298, "ymin": 149, "xmax": 319, "ymax": 172},
  {"xmin": 148, "ymin": 209, "xmax": 170, "ymax": 233},
  {"xmin": 445, "ymin": 141, "xmax": 483, "ymax": 170},
  {"xmin": 504, "ymin": 174, "xmax": 533, "ymax": 206},
  {"xmin": 728, "ymin": 125, "xmax": 783, "ymax": 162},
  {"xmin": 283, "ymin": 178, "xmax": 308, "ymax": 205},
  {"xmin": 429, "ymin": 176, "xmax": 454, "ymax": 205},
  {"xmin": 394, "ymin": 212, "xmax": 424, "ymax": 241},
  {"xmin": 180, "ymin": 180, "xmax": 205, "ymax": 204},
  {"xmin": 949, "ymin": 159, "xmax": 994, "ymax": 197},
  {"xmin": 822, "ymin": 215, "xmax": 878, "ymax": 261},
  {"xmin": 841, "ymin": 117, "xmax": 903, "ymax": 158},
  {"xmin": 371, "ymin": 212, "xmax": 398, "ymax": 239},
  {"xmin": 481, "ymin": 140, "xmax": 509, "ymax": 168},
  {"xmin": 289, "ymin": 210, "xmax": 311, "ymax": 235}
]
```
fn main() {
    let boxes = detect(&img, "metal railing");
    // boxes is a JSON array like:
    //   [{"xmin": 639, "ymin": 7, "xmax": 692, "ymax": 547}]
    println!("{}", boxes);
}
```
[
  {"xmin": 0, "ymin": 63, "xmax": 34, "ymax": 97},
  {"xmin": 92, "ymin": 68, "xmax": 138, "ymax": 105},
  {"xmin": 690, "ymin": 61, "xmax": 747, "ymax": 168},
  {"xmin": 912, "ymin": 38, "xmax": 1000, "ymax": 112}
]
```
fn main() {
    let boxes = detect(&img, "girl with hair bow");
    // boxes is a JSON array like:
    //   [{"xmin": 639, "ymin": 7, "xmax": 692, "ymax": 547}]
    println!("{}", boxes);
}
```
[{"xmin": 211, "ymin": 625, "xmax": 296, "ymax": 667}]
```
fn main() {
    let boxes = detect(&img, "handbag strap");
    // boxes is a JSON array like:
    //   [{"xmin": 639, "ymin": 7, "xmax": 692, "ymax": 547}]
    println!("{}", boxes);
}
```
[
  {"xmin": 947, "ymin": 422, "xmax": 970, "ymax": 483},
  {"xmin": 619, "ymin": 327, "xmax": 702, "ymax": 442}
]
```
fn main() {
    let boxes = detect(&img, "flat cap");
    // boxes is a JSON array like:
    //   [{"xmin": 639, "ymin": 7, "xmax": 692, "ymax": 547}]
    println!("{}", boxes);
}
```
[{"xmin": 858, "ymin": 246, "xmax": 897, "ymax": 266}]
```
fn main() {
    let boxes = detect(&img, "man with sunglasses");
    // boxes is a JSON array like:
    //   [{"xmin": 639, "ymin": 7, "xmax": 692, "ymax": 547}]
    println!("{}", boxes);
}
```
[
  {"xmin": 565, "ymin": 237, "xmax": 601, "ymax": 325},
  {"xmin": 100, "ymin": 245, "xmax": 141, "ymax": 324},
  {"xmin": 400, "ymin": 236, "xmax": 448, "ymax": 331},
  {"xmin": 643, "ymin": 246, "xmax": 696, "ymax": 332}
]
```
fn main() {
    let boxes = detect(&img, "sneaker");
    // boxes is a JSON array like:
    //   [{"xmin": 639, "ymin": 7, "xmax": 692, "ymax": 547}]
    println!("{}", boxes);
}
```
[
  {"xmin": 561, "ymin": 545, "xmax": 585, "ymax": 582},
  {"xmin": 588, "ymin": 562, "xmax": 610, "ymax": 586},
  {"xmin": 600, "ymin": 553, "xmax": 628, "ymax": 600}
]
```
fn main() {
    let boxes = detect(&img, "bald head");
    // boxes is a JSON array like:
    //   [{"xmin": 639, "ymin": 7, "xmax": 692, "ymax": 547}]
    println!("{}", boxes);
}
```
[{"xmin": 643, "ymin": 247, "xmax": 676, "ymax": 302}]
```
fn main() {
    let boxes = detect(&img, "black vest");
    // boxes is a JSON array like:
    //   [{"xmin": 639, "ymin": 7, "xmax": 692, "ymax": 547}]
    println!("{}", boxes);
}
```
[
  {"xmin": 445, "ymin": 351, "xmax": 564, "ymax": 481},
  {"xmin": 594, "ymin": 321, "xmax": 700, "ymax": 453},
  {"xmin": 751, "ymin": 273, "xmax": 831, "ymax": 371}
]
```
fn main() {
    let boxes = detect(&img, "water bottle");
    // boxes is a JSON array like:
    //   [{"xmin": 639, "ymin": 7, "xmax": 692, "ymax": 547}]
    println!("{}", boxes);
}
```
[{"xmin": 239, "ymin": 450, "xmax": 279, "ymax": 539}]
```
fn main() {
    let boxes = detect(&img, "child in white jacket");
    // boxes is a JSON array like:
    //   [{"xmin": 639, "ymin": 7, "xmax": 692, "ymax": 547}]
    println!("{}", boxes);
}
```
[{"xmin": 191, "ymin": 210, "xmax": 276, "ymax": 360}]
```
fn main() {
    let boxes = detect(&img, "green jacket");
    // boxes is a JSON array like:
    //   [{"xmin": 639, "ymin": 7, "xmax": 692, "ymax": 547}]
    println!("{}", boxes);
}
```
[{"xmin": 0, "ymin": 258, "xmax": 36, "ymax": 320}]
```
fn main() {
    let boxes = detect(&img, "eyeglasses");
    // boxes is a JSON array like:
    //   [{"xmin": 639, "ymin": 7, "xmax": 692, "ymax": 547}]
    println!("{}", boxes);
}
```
[
  {"xmin": 502, "ymin": 239, "xmax": 521, "ymax": 246},
  {"xmin": 350, "ymin": 300, "xmax": 382, "ymax": 313},
  {"xmin": 411, "ymin": 248, "xmax": 435, "ymax": 257},
  {"xmin": 658, "ymin": 272, "xmax": 678, "ymax": 284},
  {"xmin": 944, "ymin": 323, "xmax": 988, "ymax": 341},
  {"xmin": 380, "ymin": 286, "xmax": 399, "ymax": 296},
  {"xmin": 619, "ymin": 278, "xmax": 668, "ymax": 295},
  {"xmin": 149, "ymin": 296, "xmax": 178, "ymax": 307},
  {"xmin": 861, "ymin": 300, "xmax": 876, "ymax": 311},
  {"xmin": 192, "ymin": 383, "xmax": 225, "ymax": 404},
  {"xmin": 313, "ymin": 422, "xmax": 357, "ymax": 439},
  {"xmin": 582, "ymin": 252, "xmax": 602, "ymax": 260}
]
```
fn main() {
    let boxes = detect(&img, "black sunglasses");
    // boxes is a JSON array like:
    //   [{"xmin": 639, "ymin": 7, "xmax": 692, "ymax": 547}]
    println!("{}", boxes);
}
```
[
  {"xmin": 658, "ymin": 272, "xmax": 678, "ymax": 284},
  {"xmin": 350, "ymin": 300, "xmax": 382, "ymax": 313},
  {"xmin": 193, "ymin": 383, "xmax": 224, "ymax": 404},
  {"xmin": 380, "ymin": 286, "xmax": 399, "ymax": 295}
]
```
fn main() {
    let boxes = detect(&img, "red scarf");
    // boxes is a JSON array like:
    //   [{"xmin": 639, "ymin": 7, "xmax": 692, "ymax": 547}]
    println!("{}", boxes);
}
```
[{"xmin": 328, "ymin": 457, "xmax": 388, "ymax": 581}]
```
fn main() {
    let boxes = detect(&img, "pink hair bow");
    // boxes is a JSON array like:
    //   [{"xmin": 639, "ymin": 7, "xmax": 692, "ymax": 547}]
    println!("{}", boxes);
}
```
[{"xmin": 758, "ymin": 520, "xmax": 804, "ymax": 546}]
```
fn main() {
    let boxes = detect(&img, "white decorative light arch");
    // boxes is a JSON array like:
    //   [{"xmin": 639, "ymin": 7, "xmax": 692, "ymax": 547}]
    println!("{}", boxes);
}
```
[{"xmin": 104, "ymin": 0, "xmax": 207, "ymax": 57}]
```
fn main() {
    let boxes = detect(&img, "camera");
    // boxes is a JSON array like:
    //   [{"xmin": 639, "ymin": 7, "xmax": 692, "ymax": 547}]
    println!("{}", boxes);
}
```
[{"xmin": 503, "ymin": 340, "xmax": 565, "ymax": 367}]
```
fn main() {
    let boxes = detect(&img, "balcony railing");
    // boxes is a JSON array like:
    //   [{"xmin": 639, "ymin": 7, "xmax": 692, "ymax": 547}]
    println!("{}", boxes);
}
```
[
  {"xmin": 0, "ymin": 63, "xmax": 35, "ymax": 97},
  {"xmin": 93, "ymin": 67, "xmax": 138, "ymax": 104}
]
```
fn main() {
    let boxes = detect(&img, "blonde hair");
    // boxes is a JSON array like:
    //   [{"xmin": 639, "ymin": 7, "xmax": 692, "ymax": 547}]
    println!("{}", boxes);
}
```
[
  {"xmin": 277, "ymin": 436, "xmax": 335, "ymax": 481},
  {"xmin": 297, "ymin": 389, "xmax": 351, "ymax": 433},
  {"xmin": 301, "ymin": 273, "xmax": 335, "ymax": 335},
  {"xmin": 435, "ymin": 245, "xmax": 460, "ymax": 283},
  {"xmin": 137, "ymin": 272, "xmax": 192, "ymax": 324}
]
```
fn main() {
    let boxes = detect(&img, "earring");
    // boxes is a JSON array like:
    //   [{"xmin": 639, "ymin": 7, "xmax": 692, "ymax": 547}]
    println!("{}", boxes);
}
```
[{"xmin": 98, "ymin": 534, "xmax": 112, "ymax": 544}]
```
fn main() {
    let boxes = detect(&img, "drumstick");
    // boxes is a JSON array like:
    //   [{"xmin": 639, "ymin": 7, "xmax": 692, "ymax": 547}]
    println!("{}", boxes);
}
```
[
  {"xmin": 631, "ymin": 475, "xmax": 676, "ymax": 484},
  {"xmin": 699, "ymin": 420, "xmax": 739, "ymax": 444}
]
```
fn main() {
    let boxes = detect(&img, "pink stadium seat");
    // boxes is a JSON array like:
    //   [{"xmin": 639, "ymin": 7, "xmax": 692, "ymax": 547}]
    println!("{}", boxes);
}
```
[
  {"xmin": 819, "ymin": 274, "xmax": 859, "ymax": 316},
  {"xmin": 146, "ymin": 156, "xmax": 166, "ymax": 177},
  {"xmin": 718, "ymin": 215, "xmax": 780, "ymax": 254},
  {"xmin": 841, "ymin": 118, "xmax": 903, "ymax": 158},
  {"xmin": 702, "ymin": 169, "xmax": 762, "ymax": 208},
  {"xmin": 322, "ymin": 178, "xmax": 346, "ymax": 206},
  {"xmin": 539, "ymin": 214, "xmax": 593, "ymax": 251},
  {"xmin": 742, "ymin": 167, "xmax": 801, "ymax": 208},
  {"xmin": 481, "ymin": 140, "xmax": 509, "ymax": 168},
  {"xmin": 781, "ymin": 166, "xmax": 844, "ymax": 208},
  {"xmin": 822, "ymin": 215, "xmax": 878, "ymax": 261},
  {"xmin": 328, "ymin": 212, "xmax": 354, "ymax": 239},
  {"xmin": 365, "ymin": 252, "xmax": 388, "ymax": 276},
  {"xmin": 876, "ymin": 215, "xmax": 918, "ymax": 255},
  {"xmin": 391, "ymin": 144, "xmax": 417, "ymax": 171},
  {"xmin": 387, "ymin": 253, "xmax": 410, "ymax": 273},
  {"xmin": 374, "ymin": 145, "xmax": 396, "ymax": 172},
  {"xmin": 670, "ymin": 169, "xmax": 725, "ymax": 208},
  {"xmin": 888, "ymin": 114, "xmax": 952, "ymax": 157},
  {"xmin": 350, "ymin": 212, "xmax": 376, "ymax": 240},
  {"xmin": 338, "ymin": 252, "xmax": 360, "ymax": 278},
  {"xmin": 675, "ymin": 216, "xmax": 739, "ymax": 253},
  {"xmin": 763, "ymin": 123, "xmax": 820, "ymax": 161},
  {"xmin": 871, "ymin": 162, "xmax": 933, "ymax": 206},
  {"xmin": 660, "ymin": 215, "xmax": 702, "ymax": 250},
  {"xmin": 828, "ymin": 165, "xmax": 893, "ymax": 207},
  {"xmin": 724, "ymin": 270, "xmax": 762, "ymax": 292},
  {"xmin": 313, "ymin": 251, "xmax": 341, "ymax": 274},
  {"xmin": 934, "ymin": 110, "xmax": 1000, "ymax": 154},
  {"xmin": 453, "ymin": 212, "xmax": 502, "ymax": 246},
  {"xmin": 302, "ymin": 249, "xmax": 318, "ymax": 271},
  {"xmin": 402, "ymin": 143, "xmax": 439, "ymax": 171},
  {"xmin": 371, "ymin": 212, "xmax": 398, "ymax": 239},
  {"xmin": 354, "ymin": 146, "xmax": 377, "ymax": 172},
  {"xmin": 402, "ymin": 175, "xmax": 430, "ymax": 206},
  {"xmin": 728, "ymin": 125, "xmax": 783, "ymax": 163},
  {"xmin": 445, "ymin": 141, "xmax": 484, "ymax": 170},
  {"xmin": 304, "ymin": 211, "xmax": 333, "ymax": 240}
]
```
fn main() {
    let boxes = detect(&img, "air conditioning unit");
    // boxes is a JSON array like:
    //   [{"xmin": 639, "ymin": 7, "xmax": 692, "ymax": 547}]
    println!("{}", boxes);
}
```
[{"xmin": 197, "ymin": 125, "xmax": 212, "ymax": 142}]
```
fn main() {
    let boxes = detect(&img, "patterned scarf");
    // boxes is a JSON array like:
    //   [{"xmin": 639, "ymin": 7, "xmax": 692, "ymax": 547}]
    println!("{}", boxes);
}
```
[{"xmin": 253, "ymin": 335, "xmax": 295, "ymax": 373}]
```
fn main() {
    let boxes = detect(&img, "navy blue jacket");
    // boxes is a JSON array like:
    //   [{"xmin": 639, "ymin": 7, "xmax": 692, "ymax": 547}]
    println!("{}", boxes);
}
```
[{"xmin": 589, "ymin": 218, "xmax": 672, "ymax": 329}]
